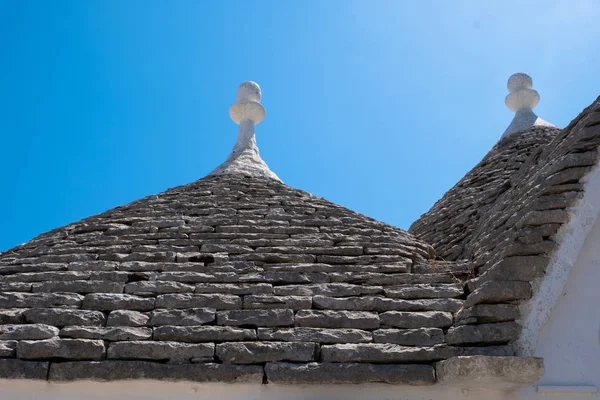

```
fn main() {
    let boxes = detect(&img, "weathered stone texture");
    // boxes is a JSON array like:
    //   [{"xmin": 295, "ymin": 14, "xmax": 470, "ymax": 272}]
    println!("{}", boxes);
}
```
[
  {"xmin": 0, "ymin": 324, "xmax": 58, "ymax": 340},
  {"xmin": 0, "ymin": 309, "xmax": 25, "ymax": 324},
  {"xmin": 24, "ymin": 309, "xmax": 106, "ymax": 327},
  {"xmin": 155, "ymin": 294, "xmax": 241, "ymax": 310},
  {"xmin": 217, "ymin": 309, "xmax": 294, "ymax": 327},
  {"xmin": 106, "ymin": 310, "xmax": 149, "ymax": 327},
  {"xmin": 32, "ymin": 280, "xmax": 123, "ymax": 293},
  {"xmin": 0, "ymin": 359, "xmax": 49, "ymax": 379},
  {"xmin": 83, "ymin": 293, "xmax": 155, "ymax": 311},
  {"xmin": 149, "ymin": 308, "xmax": 215, "ymax": 326},
  {"xmin": 409, "ymin": 126, "xmax": 561, "ymax": 262},
  {"xmin": 273, "ymin": 283, "xmax": 382, "ymax": 297},
  {"xmin": 384, "ymin": 284, "xmax": 463, "ymax": 299},
  {"xmin": 49, "ymin": 361, "xmax": 263, "ymax": 382},
  {"xmin": 0, "ymin": 340, "xmax": 17, "ymax": 357},
  {"xmin": 379, "ymin": 311, "xmax": 453, "ymax": 329},
  {"xmin": 266, "ymin": 362, "xmax": 436, "ymax": 385},
  {"xmin": 243, "ymin": 295, "xmax": 311, "ymax": 310},
  {"xmin": 17, "ymin": 339, "xmax": 105, "ymax": 360},
  {"xmin": 124, "ymin": 281, "xmax": 195, "ymax": 294},
  {"xmin": 436, "ymin": 356, "xmax": 545, "ymax": 387},
  {"xmin": 321, "ymin": 343, "xmax": 454, "ymax": 363},
  {"xmin": 216, "ymin": 342, "xmax": 318, "ymax": 364},
  {"xmin": 108, "ymin": 341, "xmax": 214, "ymax": 363},
  {"xmin": 479, "ymin": 256, "xmax": 548, "ymax": 282},
  {"xmin": 153, "ymin": 326, "xmax": 256, "ymax": 342},
  {"xmin": 0, "ymin": 292, "xmax": 83, "ymax": 308},
  {"xmin": 295, "ymin": 310, "xmax": 380, "ymax": 329},
  {"xmin": 465, "ymin": 281, "xmax": 532, "ymax": 307},
  {"xmin": 258, "ymin": 328, "xmax": 372, "ymax": 343},
  {"xmin": 312, "ymin": 295, "xmax": 462, "ymax": 313},
  {"xmin": 445, "ymin": 322, "xmax": 521, "ymax": 345},
  {"xmin": 6, "ymin": 118, "xmax": 599, "ymax": 383},
  {"xmin": 59, "ymin": 326, "xmax": 152, "ymax": 341},
  {"xmin": 195, "ymin": 283, "xmax": 272, "ymax": 295},
  {"xmin": 373, "ymin": 328, "xmax": 444, "ymax": 346},
  {"xmin": 456, "ymin": 304, "xmax": 520, "ymax": 325}
]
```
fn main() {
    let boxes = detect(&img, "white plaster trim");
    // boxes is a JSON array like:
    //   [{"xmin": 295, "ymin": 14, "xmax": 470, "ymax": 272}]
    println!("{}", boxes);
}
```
[
  {"xmin": 0, "ymin": 380, "xmax": 520, "ymax": 400},
  {"xmin": 537, "ymin": 385, "xmax": 598, "ymax": 396},
  {"xmin": 516, "ymin": 160, "xmax": 600, "ymax": 356}
]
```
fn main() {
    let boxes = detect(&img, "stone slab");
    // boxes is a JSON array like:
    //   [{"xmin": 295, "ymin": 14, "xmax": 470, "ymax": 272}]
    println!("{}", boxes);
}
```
[
  {"xmin": 436, "ymin": 356, "xmax": 544, "ymax": 389},
  {"xmin": 149, "ymin": 308, "xmax": 215, "ymax": 326},
  {"xmin": 108, "ymin": 341, "xmax": 214, "ymax": 363},
  {"xmin": 379, "ymin": 311, "xmax": 453, "ymax": 329},
  {"xmin": 155, "ymin": 294, "xmax": 241, "ymax": 309},
  {"xmin": 465, "ymin": 281, "xmax": 532, "ymax": 308},
  {"xmin": 24, "ymin": 309, "xmax": 106, "ymax": 327},
  {"xmin": 17, "ymin": 339, "xmax": 105, "ymax": 360},
  {"xmin": 445, "ymin": 322, "xmax": 521, "ymax": 345},
  {"xmin": 242, "ymin": 295, "xmax": 311, "ymax": 310},
  {"xmin": 216, "ymin": 342, "xmax": 318, "ymax": 364},
  {"xmin": 153, "ymin": 326, "xmax": 256, "ymax": 342},
  {"xmin": 0, "ymin": 324, "xmax": 59, "ymax": 340},
  {"xmin": 265, "ymin": 362, "xmax": 436, "ymax": 385},
  {"xmin": 258, "ymin": 327, "xmax": 372, "ymax": 343},
  {"xmin": 321, "ymin": 343, "xmax": 454, "ymax": 363},
  {"xmin": 312, "ymin": 296, "xmax": 463, "ymax": 313},
  {"xmin": 0, "ymin": 359, "xmax": 49, "ymax": 380},
  {"xmin": 295, "ymin": 310, "xmax": 379, "ymax": 329},
  {"xmin": 106, "ymin": 310, "xmax": 149, "ymax": 327},
  {"xmin": 217, "ymin": 309, "xmax": 294, "ymax": 327},
  {"xmin": 59, "ymin": 326, "xmax": 152, "ymax": 341},
  {"xmin": 48, "ymin": 361, "xmax": 263, "ymax": 383},
  {"xmin": 82, "ymin": 293, "xmax": 155, "ymax": 311},
  {"xmin": 373, "ymin": 328, "xmax": 444, "ymax": 346}
]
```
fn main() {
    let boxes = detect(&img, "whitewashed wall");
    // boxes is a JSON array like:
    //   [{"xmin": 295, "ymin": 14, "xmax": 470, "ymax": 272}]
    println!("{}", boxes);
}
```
[
  {"xmin": 0, "ymin": 380, "xmax": 519, "ymax": 400},
  {"xmin": 519, "ymin": 208, "xmax": 600, "ymax": 399}
]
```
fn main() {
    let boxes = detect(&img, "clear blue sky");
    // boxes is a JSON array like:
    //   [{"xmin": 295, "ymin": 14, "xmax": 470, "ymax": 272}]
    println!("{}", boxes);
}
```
[{"xmin": 1, "ymin": 1, "xmax": 599, "ymax": 251}]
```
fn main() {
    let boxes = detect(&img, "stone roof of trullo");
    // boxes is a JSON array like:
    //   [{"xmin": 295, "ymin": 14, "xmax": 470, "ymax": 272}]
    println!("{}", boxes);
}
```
[
  {"xmin": 1, "ymin": 168, "xmax": 515, "ymax": 384},
  {"xmin": 0, "ymin": 81, "xmax": 502, "ymax": 386},
  {"xmin": 2, "ymin": 77, "xmax": 596, "ymax": 385},
  {"xmin": 411, "ymin": 76, "xmax": 600, "ymax": 358}
]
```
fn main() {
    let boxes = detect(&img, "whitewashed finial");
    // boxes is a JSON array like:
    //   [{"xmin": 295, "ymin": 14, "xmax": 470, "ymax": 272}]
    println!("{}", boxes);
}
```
[
  {"xmin": 502, "ymin": 73, "xmax": 555, "ymax": 138},
  {"xmin": 230, "ymin": 81, "xmax": 266, "ymax": 124},
  {"xmin": 209, "ymin": 82, "xmax": 280, "ymax": 181}
]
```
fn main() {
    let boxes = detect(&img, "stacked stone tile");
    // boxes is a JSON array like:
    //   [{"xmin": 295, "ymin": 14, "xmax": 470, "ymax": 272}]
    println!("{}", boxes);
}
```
[
  {"xmin": 411, "ymin": 97, "xmax": 600, "ymax": 341},
  {"xmin": 0, "ymin": 174, "xmax": 516, "ymax": 384},
  {"xmin": 2, "ymin": 74, "xmax": 598, "ymax": 384},
  {"xmin": 410, "ymin": 125, "xmax": 560, "ymax": 262}
]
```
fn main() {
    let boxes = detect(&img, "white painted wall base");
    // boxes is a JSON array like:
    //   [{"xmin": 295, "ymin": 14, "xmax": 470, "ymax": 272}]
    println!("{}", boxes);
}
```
[
  {"xmin": 0, "ymin": 380, "xmax": 521, "ymax": 400},
  {"xmin": 519, "ymin": 194, "xmax": 600, "ymax": 400},
  {"xmin": 537, "ymin": 385, "xmax": 598, "ymax": 396}
]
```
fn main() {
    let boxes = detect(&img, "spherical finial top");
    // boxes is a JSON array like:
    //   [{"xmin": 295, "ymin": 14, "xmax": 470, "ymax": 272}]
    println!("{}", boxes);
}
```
[
  {"xmin": 505, "ymin": 72, "xmax": 539, "ymax": 112},
  {"xmin": 236, "ymin": 81, "xmax": 262, "ymax": 103},
  {"xmin": 507, "ymin": 73, "xmax": 533, "ymax": 93},
  {"xmin": 229, "ymin": 81, "xmax": 265, "ymax": 124}
]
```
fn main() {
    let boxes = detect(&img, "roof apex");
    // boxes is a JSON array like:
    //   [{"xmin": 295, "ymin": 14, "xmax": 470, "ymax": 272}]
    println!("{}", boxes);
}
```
[
  {"xmin": 502, "ymin": 73, "xmax": 556, "ymax": 138},
  {"xmin": 209, "ymin": 82, "xmax": 280, "ymax": 182}
]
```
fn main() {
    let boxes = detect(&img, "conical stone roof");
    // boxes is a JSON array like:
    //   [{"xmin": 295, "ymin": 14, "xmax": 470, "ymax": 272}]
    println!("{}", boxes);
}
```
[
  {"xmin": 410, "ymin": 125, "xmax": 561, "ymax": 262},
  {"xmin": 0, "ymin": 82, "xmax": 519, "ymax": 384}
]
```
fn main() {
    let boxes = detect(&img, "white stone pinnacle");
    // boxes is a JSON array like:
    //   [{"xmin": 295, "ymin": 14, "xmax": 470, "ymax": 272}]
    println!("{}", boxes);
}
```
[
  {"xmin": 209, "ymin": 82, "xmax": 281, "ymax": 181},
  {"xmin": 502, "ymin": 73, "xmax": 556, "ymax": 138}
]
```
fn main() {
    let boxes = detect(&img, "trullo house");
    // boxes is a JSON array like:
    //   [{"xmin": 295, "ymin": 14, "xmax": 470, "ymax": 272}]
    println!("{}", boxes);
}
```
[{"xmin": 0, "ymin": 75, "xmax": 599, "ymax": 400}]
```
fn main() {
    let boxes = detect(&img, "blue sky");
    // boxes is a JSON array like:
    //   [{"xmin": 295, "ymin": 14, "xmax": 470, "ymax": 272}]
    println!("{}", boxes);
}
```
[{"xmin": 1, "ymin": 0, "xmax": 599, "ymax": 251}]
